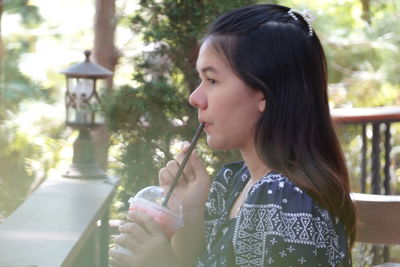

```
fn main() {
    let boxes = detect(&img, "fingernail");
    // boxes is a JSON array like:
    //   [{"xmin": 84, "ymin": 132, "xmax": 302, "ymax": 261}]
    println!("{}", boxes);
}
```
[
  {"xmin": 181, "ymin": 141, "xmax": 190, "ymax": 149},
  {"xmin": 183, "ymin": 144, "xmax": 191, "ymax": 152},
  {"xmin": 127, "ymin": 212, "xmax": 135, "ymax": 220}
]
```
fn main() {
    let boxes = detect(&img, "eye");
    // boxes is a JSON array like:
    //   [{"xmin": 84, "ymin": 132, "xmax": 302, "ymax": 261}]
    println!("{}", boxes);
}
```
[{"xmin": 207, "ymin": 78, "xmax": 216, "ymax": 85}]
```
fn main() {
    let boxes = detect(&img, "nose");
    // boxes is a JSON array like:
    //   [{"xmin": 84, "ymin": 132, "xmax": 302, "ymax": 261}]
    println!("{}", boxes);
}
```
[{"xmin": 189, "ymin": 85, "xmax": 207, "ymax": 110}]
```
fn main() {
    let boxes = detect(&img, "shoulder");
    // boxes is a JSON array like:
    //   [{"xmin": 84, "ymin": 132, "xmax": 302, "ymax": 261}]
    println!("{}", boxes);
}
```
[
  {"xmin": 234, "ymin": 172, "xmax": 349, "ymax": 266},
  {"xmin": 213, "ymin": 161, "xmax": 246, "ymax": 187},
  {"xmin": 243, "ymin": 171, "xmax": 339, "ymax": 235},
  {"xmin": 205, "ymin": 161, "xmax": 246, "ymax": 217},
  {"xmin": 249, "ymin": 172, "xmax": 315, "ymax": 213},
  {"xmin": 209, "ymin": 160, "xmax": 247, "ymax": 201}
]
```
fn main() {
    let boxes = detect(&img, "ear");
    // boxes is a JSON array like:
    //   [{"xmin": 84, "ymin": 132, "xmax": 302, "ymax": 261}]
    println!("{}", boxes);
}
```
[
  {"xmin": 256, "ymin": 91, "xmax": 266, "ymax": 112},
  {"xmin": 258, "ymin": 98, "xmax": 266, "ymax": 112}
]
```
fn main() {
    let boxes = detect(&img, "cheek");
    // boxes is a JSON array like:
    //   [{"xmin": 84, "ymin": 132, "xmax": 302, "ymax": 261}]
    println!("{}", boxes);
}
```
[
  {"xmin": 210, "ymin": 98, "xmax": 261, "ymax": 143},
  {"xmin": 218, "ymin": 94, "xmax": 261, "ymax": 123},
  {"xmin": 208, "ymin": 80, "xmax": 262, "ymax": 128}
]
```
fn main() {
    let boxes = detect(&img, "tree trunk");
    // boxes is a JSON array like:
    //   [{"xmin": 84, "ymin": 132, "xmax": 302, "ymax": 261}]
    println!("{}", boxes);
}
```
[
  {"xmin": 93, "ymin": 0, "xmax": 119, "ymax": 90},
  {"xmin": 91, "ymin": 0, "xmax": 119, "ymax": 170},
  {"xmin": 360, "ymin": 0, "xmax": 371, "ymax": 24}
]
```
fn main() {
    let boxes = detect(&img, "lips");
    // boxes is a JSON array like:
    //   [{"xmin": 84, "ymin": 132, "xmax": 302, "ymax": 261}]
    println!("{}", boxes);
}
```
[
  {"xmin": 198, "ymin": 117, "xmax": 206, "ymax": 125},
  {"xmin": 198, "ymin": 119, "xmax": 210, "ymax": 132}
]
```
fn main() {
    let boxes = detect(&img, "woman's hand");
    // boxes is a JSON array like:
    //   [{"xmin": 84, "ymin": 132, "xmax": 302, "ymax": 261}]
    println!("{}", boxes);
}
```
[
  {"xmin": 109, "ymin": 211, "xmax": 179, "ymax": 267},
  {"xmin": 159, "ymin": 142, "xmax": 210, "ymax": 214},
  {"xmin": 110, "ymin": 142, "xmax": 209, "ymax": 267}
]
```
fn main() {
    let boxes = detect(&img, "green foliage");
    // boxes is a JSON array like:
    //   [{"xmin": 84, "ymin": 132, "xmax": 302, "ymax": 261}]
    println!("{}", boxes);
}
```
[
  {"xmin": 0, "ymin": 102, "xmax": 65, "ymax": 217},
  {"xmin": 4, "ymin": 0, "xmax": 43, "ymax": 28},
  {"xmin": 2, "ymin": 37, "xmax": 54, "ymax": 112},
  {"xmin": 129, "ymin": 0, "xmax": 261, "ymax": 92},
  {"xmin": 0, "ymin": 1, "xmax": 63, "ymax": 217},
  {"xmin": 2, "ymin": 0, "xmax": 52, "ymax": 113},
  {"xmin": 319, "ymin": 1, "xmax": 400, "ymax": 108}
]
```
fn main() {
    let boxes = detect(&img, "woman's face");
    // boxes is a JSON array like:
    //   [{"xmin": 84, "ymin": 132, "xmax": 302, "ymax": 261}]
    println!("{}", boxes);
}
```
[{"xmin": 189, "ymin": 38, "xmax": 265, "ymax": 151}]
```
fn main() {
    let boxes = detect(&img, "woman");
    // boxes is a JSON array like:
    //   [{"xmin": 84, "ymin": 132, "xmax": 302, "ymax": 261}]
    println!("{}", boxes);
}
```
[{"xmin": 111, "ymin": 4, "xmax": 356, "ymax": 267}]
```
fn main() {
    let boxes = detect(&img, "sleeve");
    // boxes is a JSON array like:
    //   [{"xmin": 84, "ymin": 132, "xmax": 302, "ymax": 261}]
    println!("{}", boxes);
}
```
[{"xmin": 232, "ymin": 173, "xmax": 350, "ymax": 267}]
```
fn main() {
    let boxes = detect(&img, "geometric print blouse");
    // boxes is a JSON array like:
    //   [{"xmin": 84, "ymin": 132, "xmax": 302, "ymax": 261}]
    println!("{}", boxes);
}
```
[{"xmin": 195, "ymin": 161, "xmax": 352, "ymax": 267}]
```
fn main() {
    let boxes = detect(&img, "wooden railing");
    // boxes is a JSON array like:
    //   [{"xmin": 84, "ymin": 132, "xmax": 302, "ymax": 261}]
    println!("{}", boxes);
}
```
[
  {"xmin": 0, "ymin": 174, "xmax": 119, "ymax": 267},
  {"xmin": 331, "ymin": 106, "xmax": 400, "ymax": 195},
  {"xmin": 331, "ymin": 106, "xmax": 400, "ymax": 266}
]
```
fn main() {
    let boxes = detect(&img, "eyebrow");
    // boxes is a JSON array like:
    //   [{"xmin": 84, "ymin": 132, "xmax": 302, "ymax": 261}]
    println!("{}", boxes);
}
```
[{"xmin": 197, "ymin": 66, "xmax": 218, "ymax": 75}]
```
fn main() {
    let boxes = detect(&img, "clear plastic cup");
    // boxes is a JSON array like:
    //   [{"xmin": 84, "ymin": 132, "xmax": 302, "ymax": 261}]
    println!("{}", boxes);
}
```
[
  {"xmin": 128, "ymin": 186, "xmax": 183, "ymax": 238},
  {"xmin": 115, "ymin": 186, "xmax": 183, "ymax": 255}
]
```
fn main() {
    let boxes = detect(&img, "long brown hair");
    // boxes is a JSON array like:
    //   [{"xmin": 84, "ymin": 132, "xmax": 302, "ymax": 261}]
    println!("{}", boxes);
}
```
[{"xmin": 207, "ymin": 4, "xmax": 356, "ymax": 245}]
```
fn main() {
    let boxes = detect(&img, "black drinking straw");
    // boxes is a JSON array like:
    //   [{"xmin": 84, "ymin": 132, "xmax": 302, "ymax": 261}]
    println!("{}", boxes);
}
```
[{"xmin": 162, "ymin": 122, "xmax": 205, "ymax": 207}]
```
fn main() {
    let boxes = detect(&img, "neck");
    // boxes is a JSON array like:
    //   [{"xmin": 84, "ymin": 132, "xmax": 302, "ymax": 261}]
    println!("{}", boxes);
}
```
[{"xmin": 240, "ymin": 142, "xmax": 270, "ymax": 181}]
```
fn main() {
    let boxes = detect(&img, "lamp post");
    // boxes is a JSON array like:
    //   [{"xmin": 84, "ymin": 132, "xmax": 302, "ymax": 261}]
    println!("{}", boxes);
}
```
[{"xmin": 61, "ymin": 50, "xmax": 112, "ymax": 179}]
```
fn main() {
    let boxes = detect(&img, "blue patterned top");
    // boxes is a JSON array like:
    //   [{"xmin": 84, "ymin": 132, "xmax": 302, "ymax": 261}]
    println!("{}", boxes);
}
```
[{"xmin": 195, "ymin": 161, "xmax": 351, "ymax": 267}]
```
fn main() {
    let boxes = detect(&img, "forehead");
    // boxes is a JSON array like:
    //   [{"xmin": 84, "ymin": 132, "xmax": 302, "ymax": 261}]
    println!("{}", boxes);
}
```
[{"xmin": 196, "ymin": 37, "xmax": 230, "ymax": 74}]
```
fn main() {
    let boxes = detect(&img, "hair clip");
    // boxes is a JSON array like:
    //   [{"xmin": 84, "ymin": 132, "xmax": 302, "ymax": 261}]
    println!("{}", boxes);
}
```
[{"xmin": 287, "ymin": 9, "xmax": 315, "ymax": 37}]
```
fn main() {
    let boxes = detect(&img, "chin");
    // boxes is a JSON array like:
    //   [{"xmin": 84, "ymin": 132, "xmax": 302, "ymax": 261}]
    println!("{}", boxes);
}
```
[{"xmin": 206, "ymin": 136, "xmax": 232, "ymax": 151}]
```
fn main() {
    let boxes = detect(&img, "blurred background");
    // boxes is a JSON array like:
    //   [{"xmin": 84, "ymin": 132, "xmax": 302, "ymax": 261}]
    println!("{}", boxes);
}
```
[{"xmin": 0, "ymin": 0, "xmax": 399, "ymax": 265}]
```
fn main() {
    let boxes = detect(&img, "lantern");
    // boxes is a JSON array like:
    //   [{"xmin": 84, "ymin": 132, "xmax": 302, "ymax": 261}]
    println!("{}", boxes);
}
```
[{"xmin": 60, "ymin": 50, "xmax": 112, "ymax": 179}]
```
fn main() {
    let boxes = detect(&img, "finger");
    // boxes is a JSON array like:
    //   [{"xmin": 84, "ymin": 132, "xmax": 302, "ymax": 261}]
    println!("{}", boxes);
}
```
[
  {"xmin": 180, "ymin": 141, "xmax": 191, "ymax": 152},
  {"xmin": 175, "ymin": 151, "xmax": 195, "ymax": 182},
  {"xmin": 166, "ymin": 159, "xmax": 180, "ymax": 176},
  {"xmin": 109, "ymin": 248, "xmax": 135, "ymax": 266},
  {"xmin": 185, "ymin": 145, "xmax": 208, "ymax": 178},
  {"xmin": 128, "ymin": 211, "xmax": 164, "ymax": 237},
  {"xmin": 159, "ymin": 165, "xmax": 187, "ymax": 187},
  {"xmin": 109, "ymin": 257, "xmax": 128, "ymax": 267},
  {"xmin": 166, "ymin": 159, "xmax": 188, "ymax": 186},
  {"xmin": 119, "ymin": 222, "xmax": 148, "ymax": 242},
  {"xmin": 158, "ymin": 167, "xmax": 171, "ymax": 186},
  {"xmin": 114, "ymin": 233, "xmax": 140, "ymax": 253}
]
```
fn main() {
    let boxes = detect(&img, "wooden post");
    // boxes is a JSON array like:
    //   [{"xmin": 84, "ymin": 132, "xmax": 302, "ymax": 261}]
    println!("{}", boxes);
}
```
[
  {"xmin": 384, "ymin": 122, "xmax": 391, "ymax": 195},
  {"xmin": 361, "ymin": 123, "xmax": 367, "ymax": 193},
  {"xmin": 371, "ymin": 123, "xmax": 381, "ymax": 194}
]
